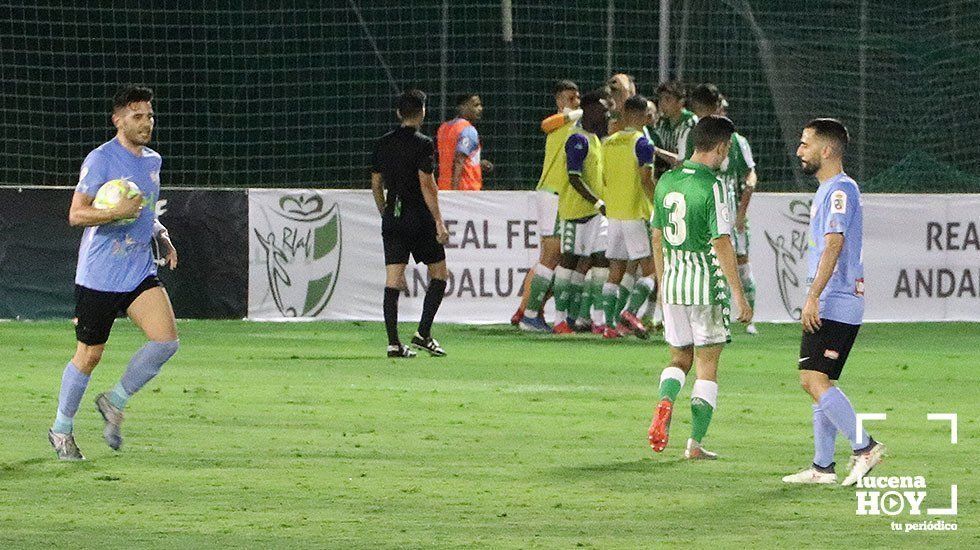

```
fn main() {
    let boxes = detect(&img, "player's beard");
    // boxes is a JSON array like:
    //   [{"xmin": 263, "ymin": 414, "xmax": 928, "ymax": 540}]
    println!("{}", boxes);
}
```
[
  {"xmin": 128, "ymin": 126, "xmax": 152, "ymax": 146},
  {"xmin": 800, "ymin": 157, "xmax": 820, "ymax": 175}
]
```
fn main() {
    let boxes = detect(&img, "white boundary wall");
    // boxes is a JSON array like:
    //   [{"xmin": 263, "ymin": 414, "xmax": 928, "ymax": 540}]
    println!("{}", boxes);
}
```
[{"xmin": 248, "ymin": 190, "xmax": 980, "ymax": 323}]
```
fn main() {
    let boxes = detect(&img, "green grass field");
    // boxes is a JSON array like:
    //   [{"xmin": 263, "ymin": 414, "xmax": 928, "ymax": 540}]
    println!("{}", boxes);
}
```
[{"xmin": 0, "ymin": 320, "xmax": 975, "ymax": 548}]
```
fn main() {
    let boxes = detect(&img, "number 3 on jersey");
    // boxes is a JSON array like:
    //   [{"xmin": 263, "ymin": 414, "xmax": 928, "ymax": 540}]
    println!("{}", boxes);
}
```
[{"xmin": 663, "ymin": 191, "xmax": 687, "ymax": 246}]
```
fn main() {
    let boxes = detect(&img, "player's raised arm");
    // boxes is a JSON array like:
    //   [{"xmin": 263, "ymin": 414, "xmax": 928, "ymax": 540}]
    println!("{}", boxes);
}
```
[{"xmin": 540, "ymin": 109, "xmax": 583, "ymax": 134}]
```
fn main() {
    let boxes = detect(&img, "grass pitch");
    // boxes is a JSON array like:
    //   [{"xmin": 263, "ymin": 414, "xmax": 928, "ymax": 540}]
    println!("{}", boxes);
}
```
[{"xmin": 0, "ymin": 320, "xmax": 975, "ymax": 548}]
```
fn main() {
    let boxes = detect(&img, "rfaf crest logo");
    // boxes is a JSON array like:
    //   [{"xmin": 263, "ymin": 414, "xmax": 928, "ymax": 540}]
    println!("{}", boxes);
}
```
[{"xmin": 254, "ymin": 193, "xmax": 342, "ymax": 317}]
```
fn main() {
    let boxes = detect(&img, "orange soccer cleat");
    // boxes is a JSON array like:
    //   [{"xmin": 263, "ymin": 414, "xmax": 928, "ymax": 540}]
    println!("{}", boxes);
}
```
[{"xmin": 648, "ymin": 399, "xmax": 674, "ymax": 452}]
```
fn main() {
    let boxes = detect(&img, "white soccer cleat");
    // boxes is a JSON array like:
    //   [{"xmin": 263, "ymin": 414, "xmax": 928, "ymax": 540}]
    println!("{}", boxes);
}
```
[
  {"xmin": 842, "ymin": 442, "xmax": 887, "ymax": 486},
  {"xmin": 746, "ymin": 323, "xmax": 758, "ymax": 335},
  {"xmin": 684, "ymin": 438, "xmax": 718, "ymax": 460},
  {"xmin": 782, "ymin": 467, "xmax": 838, "ymax": 484}
]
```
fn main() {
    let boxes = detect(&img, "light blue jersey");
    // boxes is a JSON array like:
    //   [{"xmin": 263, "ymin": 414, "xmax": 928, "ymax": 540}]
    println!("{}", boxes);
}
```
[
  {"xmin": 75, "ymin": 138, "xmax": 161, "ymax": 292},
  {"xmin": 807, "ymin": 172, "xmax": 864, "ymax": 325}
]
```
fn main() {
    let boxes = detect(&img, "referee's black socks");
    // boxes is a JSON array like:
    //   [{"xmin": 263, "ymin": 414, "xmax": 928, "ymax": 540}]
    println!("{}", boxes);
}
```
[
  {"xmin": 418, "ymin": 278, "xmax": 447, "ymax": 339},
  {"xmin": 384, "ymin": 287, "xmax": 401, "ymax": 346}
]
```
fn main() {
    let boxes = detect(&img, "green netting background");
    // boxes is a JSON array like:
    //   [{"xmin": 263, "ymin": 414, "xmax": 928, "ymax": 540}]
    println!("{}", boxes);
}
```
[{"xmin": 2, "ymin": 1, "xmax": 978, "ymax": 191}]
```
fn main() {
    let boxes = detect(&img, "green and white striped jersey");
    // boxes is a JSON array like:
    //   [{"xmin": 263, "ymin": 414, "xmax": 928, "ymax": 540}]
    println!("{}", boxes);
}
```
[
  {"xmin": 717, "ymin": 132, "xmax": 755, "ymax": 220},
  {"xmin": 652, "ymin": 160, "xmax": 733, "ymax": 305},
  {"xmin": 652, "ymin": 109, "xmax": 698, "ymax": 160}
]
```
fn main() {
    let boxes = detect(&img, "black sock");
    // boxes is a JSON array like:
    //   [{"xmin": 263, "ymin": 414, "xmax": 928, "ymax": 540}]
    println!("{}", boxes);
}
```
[
  {"xmin": 854, "ymin": 436, "xmax": 877, "ymax": 455},
  {"xmin": 417, "ymin": 278, "xmax": 447, "ymax": 338},
  {"xmin": 383, "ymin": 287, "xmax": 401, "ymax": 346},
  {"xmin": 812, "ymin": 461, "xmax": 836, "ymax": 474}
]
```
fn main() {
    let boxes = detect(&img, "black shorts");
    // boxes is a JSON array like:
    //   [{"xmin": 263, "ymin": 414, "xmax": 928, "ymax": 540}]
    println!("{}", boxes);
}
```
[
  {"xmin": 798, "ymin": 319, "xmax": 861, "ymax": 380},
  {"xmin": 74, "ymin": 276, "xmax": 162, "ymax": 345},
  {"xmin": 382, "ymin": 215, "xmax": 445, "ymax": 266}
]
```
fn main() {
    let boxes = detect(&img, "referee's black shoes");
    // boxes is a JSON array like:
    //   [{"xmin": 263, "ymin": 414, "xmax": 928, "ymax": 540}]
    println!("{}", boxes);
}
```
[{"xmin": 411, "ymin": 332, "xmax": 447, "ymax": 357}]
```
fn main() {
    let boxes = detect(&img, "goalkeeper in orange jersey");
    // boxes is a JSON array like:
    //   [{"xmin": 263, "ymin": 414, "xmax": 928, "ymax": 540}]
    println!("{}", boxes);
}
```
[{"xmin": 514, "ymin": 80, "xmax": 581, "ymax": 331}]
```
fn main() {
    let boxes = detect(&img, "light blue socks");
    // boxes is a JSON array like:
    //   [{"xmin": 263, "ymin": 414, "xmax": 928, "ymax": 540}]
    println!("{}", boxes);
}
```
[
  {"xmin": 52, "ymin": 362, "xmax": 90, "ymax": 434},
  {"xmin": 108, "ymin": 340, "xmax": 179, "ymax": 410}
]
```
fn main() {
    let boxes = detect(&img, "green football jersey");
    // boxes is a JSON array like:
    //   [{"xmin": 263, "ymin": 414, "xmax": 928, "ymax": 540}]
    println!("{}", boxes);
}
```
[
  {"xmin": 717, "ymin": 132, "xmax": 755, "ymax": 221},
  {"xmin": 652, "ymin": 109, "xmax": 698, "ymax": 160},
  {"xmin": 652, "ymin": 160, "xmax": 733, "ymax": 305}
]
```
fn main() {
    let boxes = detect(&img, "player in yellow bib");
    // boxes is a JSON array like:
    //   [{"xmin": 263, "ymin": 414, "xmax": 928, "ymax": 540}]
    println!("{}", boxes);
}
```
[
  {"xmin": 600, "ymin": 95, "xmax": 659, "ymax": 340},
  {"xmin": 549, "ymin": 90, "xmax": 611, "ymax": 334},
  {"xmin": 516, "ymin": 80, "xmax": 581, "ymax": 331}
]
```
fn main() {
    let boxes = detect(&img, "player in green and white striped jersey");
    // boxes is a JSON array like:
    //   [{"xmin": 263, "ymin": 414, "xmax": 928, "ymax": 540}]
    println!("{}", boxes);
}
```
[
  {"xmin": 653, "ymin": 81, "xmax": 698, "ymax": 161},
  {"xmin": 718, "ymin": 94, "xmax": 759, "ymax": 334},
  {"xmin": 646, "ymin": 115, "xmax": 753, "ymax": 461}
]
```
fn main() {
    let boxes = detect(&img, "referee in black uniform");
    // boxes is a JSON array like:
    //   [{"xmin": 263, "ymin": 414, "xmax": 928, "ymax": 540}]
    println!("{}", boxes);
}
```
[{"xmin": 371, "ymin": 89, "xmax": 450, "ymax": 358}]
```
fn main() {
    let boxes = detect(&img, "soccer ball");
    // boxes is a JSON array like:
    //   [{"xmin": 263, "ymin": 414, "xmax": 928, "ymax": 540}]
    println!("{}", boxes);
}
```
[{"xmin": 93, "ymin": 179, "xmax": 141, "ymax": 224}]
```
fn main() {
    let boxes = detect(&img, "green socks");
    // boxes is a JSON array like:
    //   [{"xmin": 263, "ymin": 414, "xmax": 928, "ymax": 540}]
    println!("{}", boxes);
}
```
[
  {"xmin": 526, "ymin": 264, "xmax": 554, "ymax": 315},
  {"xmin": 625, "ymin": 276, "xmax": 654, "ymax": 315},
  {"xmin": 690, "ymin": 379, "xmax": 718, "ymax": 443},
  {"xmin": 566, "ymin": 271, "xmax": 585, "ymax": 322},
  {"xmin": 552, "ymin": 267, "xmax": 574, "ymax": 318},
  {"xmin": 602, "ymin": 283, "xmax": 619, "ymax": 326},
  {"xmin": 658, "ymin": 366, "xmax": 686, "ymax": 402}
]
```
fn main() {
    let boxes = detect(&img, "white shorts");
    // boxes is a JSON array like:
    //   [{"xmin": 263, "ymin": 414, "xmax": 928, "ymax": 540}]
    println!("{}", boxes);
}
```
[
  {"xmin": 732, "ymin": 228, "xmax": 750, "ymax": 256},
  {"xmin": 559, "ymin": 214, "xmax": 608, "ymax": 257},
  {"xmin": 536, "ymin": 190, "xmax": 560, "ymax": 239},
  {"xmin": 606, "ymin": 218, "xmax": 651, "ymax": 260},
  {"xmin": 662, "ymin": 303, "xmax": 730, "ymax": 348}
]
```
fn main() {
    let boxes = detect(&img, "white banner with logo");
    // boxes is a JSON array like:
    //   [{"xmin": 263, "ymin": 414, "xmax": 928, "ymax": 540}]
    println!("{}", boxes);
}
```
[
  {"xmin": 249, "ymin": 190, "xmax": 979, "ymax": 323},
  {"xmin": 248, "ymin": 190, "xmax": 544, "ymax": 323},
  {"xmin": 748, "ymin": 193, "xmax": 980, "ymax": 322}
]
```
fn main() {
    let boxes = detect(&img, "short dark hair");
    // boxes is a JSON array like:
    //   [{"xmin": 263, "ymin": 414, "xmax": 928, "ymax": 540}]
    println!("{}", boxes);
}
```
[
  {"xmin": 692, "ymin": 115, "xmax": 736, "ymax": 152},
  {"xmin": 656, "ymin": 80, "xmax": 686, "ymax": 99},
  {"xmin": 396, "ymin": 89, "xmax": 426, "ymax": 118},
  {"xmin": 623, "ymin": 94, "xmax": 648, "ymax": 114},
  {"xmin": 113, "ymin": 85, "xmax": 153, "ymax": 111},
  {"xmin": 804, "ymin": 118, "xmax": 849, "ymax": 152},
  {"xmin": 455, "ymin": 93, "xmax": 478, "ymax": 107},
  {"xmin": 553, "ymin": 79, "xmax": 578, "ymax": 95},
  {"xmin": 580, "ymin": 89, "xmax": 606, "ymax": 108},
  {"xmin": 689, "ymin": 83, "xmax": 721, "ymax": 109}
]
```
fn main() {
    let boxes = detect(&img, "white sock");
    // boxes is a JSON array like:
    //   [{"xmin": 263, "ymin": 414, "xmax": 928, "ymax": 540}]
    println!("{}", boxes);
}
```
[{"xmin": 692, "ymin": 379, "xmax": 719, "ymax": 408}]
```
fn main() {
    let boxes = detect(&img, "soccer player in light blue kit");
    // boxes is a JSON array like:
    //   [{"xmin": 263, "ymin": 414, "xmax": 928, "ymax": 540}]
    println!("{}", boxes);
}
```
[
  {"xmin": 782, "ymin": 118, "xmax": 885, "ymax": 485},
  {"xmin": 48, "ymin": 86, "xmax": 180, "ymax": 460}
]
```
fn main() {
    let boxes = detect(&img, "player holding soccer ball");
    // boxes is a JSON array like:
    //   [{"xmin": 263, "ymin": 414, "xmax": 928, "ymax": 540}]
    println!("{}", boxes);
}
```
[
  {"xmin": 49, "ymin": 85, "xmax": 179, "ymax": 460},
  {"xmin": 647, "ymin": 115, "xmax": 752, "ymax": 460}
]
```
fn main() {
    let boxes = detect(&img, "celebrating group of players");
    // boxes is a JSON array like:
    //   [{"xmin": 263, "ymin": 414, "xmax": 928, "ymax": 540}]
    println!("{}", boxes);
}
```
[
  {"xmin": 498, "ymin": 74, "xmax": 756, "ymax": 459},
  {"xmin": 512, "ymin": 75, "xmax": 760, "ymax": 346}
]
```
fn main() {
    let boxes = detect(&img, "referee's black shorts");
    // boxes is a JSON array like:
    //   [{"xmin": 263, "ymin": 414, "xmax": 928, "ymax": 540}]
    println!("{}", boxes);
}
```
[
  {"xmin": 798, "ymin": 318, "xmax": 861, "ymax": 380},
  {"xmin": 74, "ymin": 275, "xmax": 162, "ymax": 346},
  {"xmin": 382, "ymin": 214, "xmax": 445, "ymax": 266}
]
